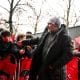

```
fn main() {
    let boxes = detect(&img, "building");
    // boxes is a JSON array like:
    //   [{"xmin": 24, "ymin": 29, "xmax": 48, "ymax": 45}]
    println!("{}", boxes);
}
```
[{"xmin": 68, "ymin": 26, "xmax": 80, "ymax": 39}]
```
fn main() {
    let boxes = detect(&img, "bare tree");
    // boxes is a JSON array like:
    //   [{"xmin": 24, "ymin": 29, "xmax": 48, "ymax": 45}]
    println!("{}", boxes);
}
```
[
  {"xmin": 66, "ymin": 0, "xmax": 71, "ymax": 27},
  {"xmin": 27, "ymin": 3, "xmax": 42, "ymax": 34},
  {"xmin": 8, "ymin": 0, "xmax": 22, "ymax": 33},
  {"xmin": 26, "ymin": 1, "xmax": 46, "ymax": 34},
  {"xmin": 0, "ymin": 0, "xmax": 22, "ymax": 34},
  {"xmin": 59, "ymin": 0, "xmax": 80, "ymax": 27}
]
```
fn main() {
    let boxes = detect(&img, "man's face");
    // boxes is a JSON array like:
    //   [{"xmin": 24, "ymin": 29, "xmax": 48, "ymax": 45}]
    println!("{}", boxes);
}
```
[{"xmin": 48, "ymin": 23, "xmax": 59, "ymax": 32}]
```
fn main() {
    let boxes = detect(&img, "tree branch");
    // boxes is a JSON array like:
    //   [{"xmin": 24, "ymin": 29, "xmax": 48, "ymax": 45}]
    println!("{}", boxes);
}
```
[
  {"xmin": 13, "ymin": 0, "xmax": 21, "ymax": 11},
  {"xmin": 0, "ymin": 5, "xmax": 9, "ymax": 12},
  {"xmin": 27, "ymin": 2, "xmax": 37, "ymax": 16},
  {"xmin": 7, "ymin": 0, "xmax": 10, "ymax": 5},
  {"xmin": 66, "ymin": 0, "xmax": 71, "ymax": 27}
]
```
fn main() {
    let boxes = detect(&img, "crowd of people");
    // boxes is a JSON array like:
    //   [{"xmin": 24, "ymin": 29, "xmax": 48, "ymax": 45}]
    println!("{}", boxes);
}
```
[
  {"xmin": 0, "ymin": 16, "xmax": 80, "ymax": 80},
  {"xmin": 0, "ymin": 29, "xmax": 36, "ymax": 80}
]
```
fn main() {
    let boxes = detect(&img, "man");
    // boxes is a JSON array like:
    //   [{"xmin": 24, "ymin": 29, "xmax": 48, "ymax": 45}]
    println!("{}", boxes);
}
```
[{"xmin": 29, "ymin": 17, "xmax": 73, "ymax": 80}]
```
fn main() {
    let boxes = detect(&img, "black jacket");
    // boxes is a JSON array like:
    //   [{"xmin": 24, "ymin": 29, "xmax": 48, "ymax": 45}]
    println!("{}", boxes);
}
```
[
  {"xmin": 0, "ymin": 39, "xmax": 20, "ymax": 59},
  {"xmin": 29, "ymin": 27, "xmax": 73, "ymax": 80}
]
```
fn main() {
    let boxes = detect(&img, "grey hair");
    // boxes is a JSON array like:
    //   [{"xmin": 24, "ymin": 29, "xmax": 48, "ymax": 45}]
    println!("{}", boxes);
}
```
[{"xmin": 48, "ymin": 17, "xmax": 61, "ymax": 28}]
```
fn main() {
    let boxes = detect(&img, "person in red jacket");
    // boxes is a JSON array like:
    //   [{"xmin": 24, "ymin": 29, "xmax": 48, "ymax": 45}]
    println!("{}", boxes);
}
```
[
  {"xmin": 16, "ymin": 34, "xmax": 32, "ymax": 80},
  {"xmin": 74, "ymin": 37, "xmax": 80, "ymax": 80},
  {"xmin": 0, "ymin": 30, "xmax": 25, "ymax": 80}
]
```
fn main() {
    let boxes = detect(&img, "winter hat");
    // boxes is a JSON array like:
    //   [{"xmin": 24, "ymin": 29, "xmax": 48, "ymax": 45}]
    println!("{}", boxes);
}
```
[{"xmin": 48, "ymin": 17, "xmax": 61, "ymax": 28}]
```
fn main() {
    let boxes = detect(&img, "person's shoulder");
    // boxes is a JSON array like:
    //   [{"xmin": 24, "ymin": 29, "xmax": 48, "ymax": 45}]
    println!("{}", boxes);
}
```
[
  {"xmin": 62, "ymin": 33, "xmax": 72, "ymax": 42},
  {"xmin": 63, "ymin": 32, "xmax": 71, "ymax": 38}
]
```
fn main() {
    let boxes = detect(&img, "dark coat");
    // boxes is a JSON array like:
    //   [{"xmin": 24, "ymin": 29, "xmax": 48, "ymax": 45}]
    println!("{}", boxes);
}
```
[
  {"xmin": 0, "ymin": 39, "xmax": 20, "ymax": 60},
  {"xmin": 29, "ymin": 27, "xmax": 73, "ymax": 80},
  {"xmin": 0, "ymin": 38, "xmax": 20, "ymax": 76}
]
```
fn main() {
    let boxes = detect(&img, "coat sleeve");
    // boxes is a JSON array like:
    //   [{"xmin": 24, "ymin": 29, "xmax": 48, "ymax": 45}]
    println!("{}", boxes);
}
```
[
  {"xmin": 29, "ymin": 47, "xmax": 42, "ymax": 80},
  {"xmin": 11, "ymin": 43, "xmax": 20, "ymax": 59},
  {"xmin": 0, "ymin": 42, "xmax": 12, "ymax": 57}
]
